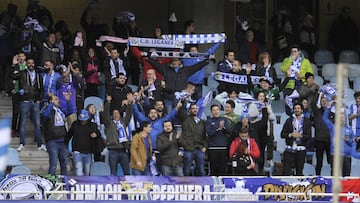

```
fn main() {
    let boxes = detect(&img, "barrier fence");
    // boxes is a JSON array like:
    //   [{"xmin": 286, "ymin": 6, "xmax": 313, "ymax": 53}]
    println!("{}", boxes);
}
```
[{"xmin": 0, "ymin": 175, "xmax": 359, "ymax": 202}]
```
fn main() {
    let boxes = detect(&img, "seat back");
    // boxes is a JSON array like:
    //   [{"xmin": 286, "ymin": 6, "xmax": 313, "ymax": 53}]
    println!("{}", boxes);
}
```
[
  {"xmin": 84, "ymin": 96, "xmax": 103, "ymax": 110},
  {"xmin": 314, "ymin": 49, "xmax": 334, "ymax": 66},
  {"xmin": 321, "ymin": 63, "xmax": 337, "ymax": 79},
  {"xmin": 127, "ymin": 84, "xmax": 139, "ymax": 93},
  {"xmin": 302, "ymin": 163, "xmax": 316, "ymax": 176},
  {"xmin": 90, "ymin": 161, "xmax": 111, "ymax": 176},
  {"xmin": 7, "ymin": 148, "xmax": 22, "ymax": 167},
  {"xmin": 339, "ymin": 50, "xmax": 359, "ymax": 64},
  {"xmin": 10, "ymin": 165, "xmax": 31, "ymax": 175}
]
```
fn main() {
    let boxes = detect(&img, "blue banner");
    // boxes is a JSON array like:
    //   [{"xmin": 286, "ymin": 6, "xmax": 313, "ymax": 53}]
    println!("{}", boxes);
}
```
[
  {"xmin": 65, "ymin": 176, "xmax": 214, "ymax": 201},
  {"xmin": 222, "ymin": 177, "xmax": 332, "ymax": 201}
]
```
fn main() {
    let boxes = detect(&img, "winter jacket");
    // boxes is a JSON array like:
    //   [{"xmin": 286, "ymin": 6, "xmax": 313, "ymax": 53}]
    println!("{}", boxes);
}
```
[
  {"xmin": 157, "ymin": 131, "xmax": 185, "ymax": 167},
  {"xmin": 182, "ymin": 42, "xmax": 221, "ymax": 84},
  {"xmin": 101, "ymin": 101, "xmax": 133, "ymax": 150},
  {"xmin": 66, "ymin": 121, "xmax": 101, "ymax": 154},
  {"xmin": 181, "ymin": 116, "xmax": 207, "ymax": 151},
  {"xmin": 281, "ymin": 115, "xmax": 311, "ymax": 147},
  {"xmin": 323, "ymin": 108, "xmax": 354, "ymax": 157},
  {"xmin": 147, "ymin": 58, "xmax": 209, "ymax": 100},
  {"xmin": 229, "ymin": 137, "xmax": 260, "ymax": 159},
  {"xmin": 41, "ymin": 102, "xmax": 73, "ymax": 142},
  {"xmin": 40, "ymin": 42, "xmax": 61, "ymax": 66},
  {"xmin": 12, "ymin": 69, "xmax": 43, "ymax": 102},
  {"xmin": 280, "ymin": 55, "xmax": 313, "ymax": 89},
  {"xmin": 311, "ymin": 95, "xmax": 331, "ymax": 142},
  {"xmin": 205, "ymin": 116, "xmax": 231, "ymax": 148},
  {"xmin": 42, "ymin": 71, "xmax": 61, "ymax": 99},
  {"xmin": 133, "ymin": 104, "xmax": 177, "ymax": 149},
  {"xmin": 130, "ymin": 133, "xmax": 152, "ymax": 171}
]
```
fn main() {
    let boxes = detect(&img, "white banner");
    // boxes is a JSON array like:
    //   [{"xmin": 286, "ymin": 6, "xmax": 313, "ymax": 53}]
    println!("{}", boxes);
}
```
[
  {"xmin": 129, "ymin": 37, "xmax": 184, "ymax": 49},
  {"xmin": 162, "ymin": 33, "xmax": 226, "ymax": 44}
]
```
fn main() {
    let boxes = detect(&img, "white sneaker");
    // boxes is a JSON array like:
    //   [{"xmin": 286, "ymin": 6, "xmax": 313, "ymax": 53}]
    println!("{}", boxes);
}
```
[
  {"xmin": 38, "ymin": 144, "xmax": 47, "ymax": 152},
  {"xmin": 17, "ymin": 144, "xmax": 24, "ymax": 151}
]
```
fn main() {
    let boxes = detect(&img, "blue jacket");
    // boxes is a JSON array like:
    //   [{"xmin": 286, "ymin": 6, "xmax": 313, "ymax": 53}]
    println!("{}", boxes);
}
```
[
  {"xmin": 323, "ymin": 108, "xmax": 354, "ymax": 157},
  {"xmin": 41, "ymin": 102, "xmax": 73, "ymax": 141},
  {"xmin": 133, "ymin": 104, "xmax": 177, "ymax": 149},
  {"xmin": 182, "ymin": 42, "xmax": 221, "ymax": 84},
  {"xmin": 42, "ymin": 71, "xmax": 61, "ymax": 99},
  {"xmin": 205, "ymin": 116, "xmax": 231, "ymax": 148}
]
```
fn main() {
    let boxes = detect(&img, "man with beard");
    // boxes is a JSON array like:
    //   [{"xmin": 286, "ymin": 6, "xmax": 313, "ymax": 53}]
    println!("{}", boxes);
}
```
[
  {"xmin": 154, "ymin": 100, "xmax": 167, "ymax": 118},
  {"xmin": 42, "ymin": 60, "xmax": 60, "ymax": 107},
  {"xmin": 181, "ymin": 103, "xmax": 207, "ymax": 176},
  {"xmin": 281, "ymin": 103, "xmax": 311, "ymax": 176},
  {"xmin": 12, "ymin": 57, "xmax": 46, "ymax": 151},
  {"xmin": 157, "ymin": 120, "xmax": 185, "ymax": 176},
  {"xmin": 109, "ymin": 73, "xmax": 132, "ymax": 113}
]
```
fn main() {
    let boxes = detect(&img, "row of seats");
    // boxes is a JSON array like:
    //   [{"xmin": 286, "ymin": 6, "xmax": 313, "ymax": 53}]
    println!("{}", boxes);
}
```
[{"xmin": 299, "ymin": 49, "xmax": 359, "ymax": 65}]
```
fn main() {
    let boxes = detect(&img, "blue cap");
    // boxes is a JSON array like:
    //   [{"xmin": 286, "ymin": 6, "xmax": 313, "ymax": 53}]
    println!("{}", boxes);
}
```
[{"xmin": 78, "ymin": 109, "xmax": 89, "ymax": 121}]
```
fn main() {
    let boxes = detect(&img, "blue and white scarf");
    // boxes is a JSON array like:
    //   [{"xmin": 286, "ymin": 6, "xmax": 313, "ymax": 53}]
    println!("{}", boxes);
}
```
[
  {"xmin": 212, "ymin": 72, "xmax": 266, "ymax": 85},
  {"xmin": 290, "ymin": 56, "xmax": 302, "ymax": 77},
  {"xmin": 53, "ymin": 106, "xmax": 65, "ymax": 127},
  {"xmin": 114, "ymin": 120, "xmax": 128, "ymax": 143},
  {"xmin": 110, "ymin": 58, "xmax": 126, "ymax": 79}
]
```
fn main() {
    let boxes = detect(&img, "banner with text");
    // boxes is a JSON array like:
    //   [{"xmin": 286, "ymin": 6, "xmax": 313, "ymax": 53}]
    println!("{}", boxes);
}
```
[
  {"xmin": 65, "ymin": 176, "xmax": 214, "ymax": 201},
  {"xmin": 222, "ymin": 177, "xmax": 332, "ymax": 201}
]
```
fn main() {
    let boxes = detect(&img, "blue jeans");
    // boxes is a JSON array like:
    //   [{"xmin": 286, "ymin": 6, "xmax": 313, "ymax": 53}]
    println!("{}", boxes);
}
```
[
  {"xmin": 46, "ymin": 140, "xmax": 68, "ymax": 175},
  {"xmin": 98, "ymin": 84, "xmax": 106, "ymax": 102},
  {"xmin": 161, "ymin": 165, "xmax": 184, "ymax": 176},
  {"xmin": 164, "ymin": 99, "xmax": 174, "ymax": 116},
  {"xmin": 73, "ymin": 151, "xmax": 92, "ymax": 176},
  {"xmin": 183, "ymin": 149, "xmax": 206, "ymax": 176},
  {"xmin": 131, "ymin": 161, "xmax": 150, "ymax": 175},
  {"xmin": 19, "ymin": 101, "xmax": 42, "ymax": 147},
  {"xmin": 109, "ymin": 149, "xmax": 130, "ymax": 175}
]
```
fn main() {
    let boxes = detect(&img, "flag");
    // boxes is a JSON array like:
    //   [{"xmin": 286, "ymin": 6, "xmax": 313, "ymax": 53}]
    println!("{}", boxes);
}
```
[
  {"xmin": 0, "ymin": 117, "xmax": 11, "ymax": 178},
  {"xmin": 196, "ymin": 91, "xmax": 213, "ymax": 118},
  {"xmin": 340, "ymin": 178, "xmax": 360, "ymax": 202}
]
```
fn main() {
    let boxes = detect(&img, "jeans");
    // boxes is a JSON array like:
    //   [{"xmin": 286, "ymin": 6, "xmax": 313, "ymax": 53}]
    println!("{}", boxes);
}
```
[
  {"xmin": 73, "ymin": 151, "xmax": 92, "ymax": 176},
  {"xmin": 161, "ymin": 165, "xmax": 184, "ymax": 176},
  {"xmin": 19, "ymin": 101, "xmax": 43, "ymax": 147},
  {"xmin": 98, "ymin": 84, "xmax": 105, "ymax": 102},
  {"xmin": 164, "ymin": 99, "xmax": 174, "ymax": 116},
  {"xmin": 183, "ymin": 149, "xmax": 206, "ymax": 176},
  {"xmin": 46, "ymin": 140, "xmax": 68, "ymax": 175},
  {"xmin": 109, "ymin": 149, "xmax": 130, "ymax": 175},
  {"xmin": 131, "ymin": 161, "xmax": 150, "ymax": 175}
]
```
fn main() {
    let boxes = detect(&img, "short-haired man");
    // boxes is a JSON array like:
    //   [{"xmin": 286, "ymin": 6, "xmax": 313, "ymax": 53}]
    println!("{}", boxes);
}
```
[
  {"xmin": 130, "ymin": 121, "xmax": 152, "ymax": 175},
  {"xmin": 157, "ymin": 120, "xmax": 185, "ymax": 176},
  {"xmin": 205, "ymin": 104, "xmax": 231, "ymax": 176},
  {"xmin": 181, "ymin": 103, "xmax": 207, "ymax": 176},
  {"xmin": 12, "ymin": 57, "xmax": 46, "ymax": 151},
  {"xmin": 281, "ymin": 103, "xmax": 311, "ymax": 176}
]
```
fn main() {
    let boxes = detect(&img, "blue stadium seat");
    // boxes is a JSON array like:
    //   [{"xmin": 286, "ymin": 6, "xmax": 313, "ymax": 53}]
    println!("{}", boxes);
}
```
[
  {"xmin": 303, "ymin": 163, "xmax": 316, "ymax": 176},
  {"xmin": 314, "ymin": 49, "xmax": 334, "ymax": 66},
  {"xmin": 7, "ymin": 148, "xmax": 22, "ymax": 167},
  {"xmin": 339, "ymin": 50, "xmax": 359, "ymax": 64},
  {"xmin": 90, "ymin": 162, "xmax": 111, "ymax": 176},
  {"xmin": 10, "ymin": 165, "xmax": 31, "ymax": 175}
]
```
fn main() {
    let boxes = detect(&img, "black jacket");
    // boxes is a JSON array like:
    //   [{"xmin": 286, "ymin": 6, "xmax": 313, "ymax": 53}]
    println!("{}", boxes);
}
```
[
  {"xmin": 311, "ymin": 95, "xmax": 331, "ymax": 142},
  {"xmin": 66, "ymin": 121, "xmax": 101, "ymax": 154},
  {"xmin": 12, "ymin": 69, "xmax": 43, "ymax": 102},
  {"xmin": 147, "ymin": 58, "xmax": 209, "ymax": 100},
  {"xmin": 281, "ymin": 116, "xmax": 311, "ymax": 147},
  {"xmin": 157, "ymin": 131, "xmax": 185, "ymax": 167}
]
